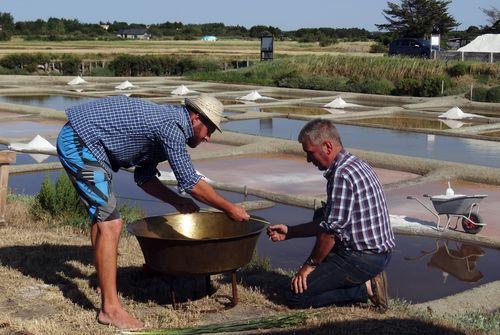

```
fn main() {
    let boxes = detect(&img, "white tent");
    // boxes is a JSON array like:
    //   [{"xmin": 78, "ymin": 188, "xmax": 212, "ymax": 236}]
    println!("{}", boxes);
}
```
[
  {"xmin": 67, "ymin": 76, "xmax": 87, "ymax": 85},
  {"xmin": 171, "ymin": 85, "xmax": 197, "ymax": 95},
  {"xmin": 458, "ymin": 34, "xmax": 500, "ymax": 53},
  {"xmin": 324, "ymin": 97, "xmax": 360, "ymax": 108},
  {"xmin": 115, "ymin": 80, "xmax": 137, "ymax": 90},
  {"xmin": 8, "ymin": 135, "xmax": 57, "ymax": 163},
  {"xmin": 438, "ymin": 106, "xmax": 483, "ymax": 120}
]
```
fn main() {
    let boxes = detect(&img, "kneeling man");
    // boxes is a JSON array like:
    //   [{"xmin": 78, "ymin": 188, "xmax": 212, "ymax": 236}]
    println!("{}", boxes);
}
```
[{"xmin": 267, "ymin": 119, "xmax": 395, "ymax": 310}]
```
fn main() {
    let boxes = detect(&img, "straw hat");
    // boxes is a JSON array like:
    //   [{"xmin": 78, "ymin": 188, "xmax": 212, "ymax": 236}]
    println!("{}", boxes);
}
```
[{"xmin": 185, "ymin": 95, "xmax": 224, "ymax": 132}]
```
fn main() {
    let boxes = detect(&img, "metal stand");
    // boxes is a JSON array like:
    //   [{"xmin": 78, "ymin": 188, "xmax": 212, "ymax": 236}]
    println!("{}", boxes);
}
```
[{"xmin": 143, "ymin": 264, "xmax": 239, "ymax": 309}]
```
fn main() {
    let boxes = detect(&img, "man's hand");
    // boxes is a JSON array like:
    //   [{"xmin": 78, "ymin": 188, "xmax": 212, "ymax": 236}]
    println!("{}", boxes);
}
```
[
  {"xmin": 227, "ymin": 204, "xmax": 250, "ymax": 222},
  {"xmin": 291, "ymin": 264, "xmax": 316, "ymax": 294},
  {"xmin": 267, "ymin": 224, "xmax": 288, "ymax": 242},
  {"xmin": 173, "ymin": 197, "xmax": 200, "ymax": 214}
]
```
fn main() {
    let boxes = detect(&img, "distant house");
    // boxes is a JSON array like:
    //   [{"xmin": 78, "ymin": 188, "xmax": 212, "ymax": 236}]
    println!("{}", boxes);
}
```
[
  {"xmin": 201, "ymin": 35, "xmax": 218, "ymax": 41},
  {"xmin": 117, "ymin": 29, "xmax": 151, "ymax": 40},
  {"xmin": 100, "ymin": 24, "xmax": 110, "ymax": 31}
]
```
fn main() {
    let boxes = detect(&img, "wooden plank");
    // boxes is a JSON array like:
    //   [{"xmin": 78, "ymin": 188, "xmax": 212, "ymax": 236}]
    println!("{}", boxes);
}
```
[
  {"xmin": 0, "ymin": 165, "xmax": 9, "ymax": 226},
  {"xmin": 0, "ymin": 151, "xmax": 16, "ymax": 164}
]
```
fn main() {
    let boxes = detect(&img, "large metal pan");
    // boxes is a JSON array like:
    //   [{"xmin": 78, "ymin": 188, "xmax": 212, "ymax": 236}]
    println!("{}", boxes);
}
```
[{"xmin": 127, "ymin": 212, "xmax": 267, "ymax": 276}]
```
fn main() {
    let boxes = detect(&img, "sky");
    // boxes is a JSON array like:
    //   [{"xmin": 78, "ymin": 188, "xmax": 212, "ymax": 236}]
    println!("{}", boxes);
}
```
[{"xmin": 1, "ymin": 0, "xmax": 498, "ymax": 31}]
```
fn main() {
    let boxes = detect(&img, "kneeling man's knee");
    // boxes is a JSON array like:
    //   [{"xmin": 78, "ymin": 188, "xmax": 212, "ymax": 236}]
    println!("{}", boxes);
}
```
[{"xmin": 285, "ymin": 290, "xmax": 309, "ymax": 309}]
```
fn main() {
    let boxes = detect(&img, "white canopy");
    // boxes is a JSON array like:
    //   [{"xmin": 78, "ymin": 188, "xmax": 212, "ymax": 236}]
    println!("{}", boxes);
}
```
[
  {"xmin": 438, "ymin": 106, "xmax": 483, "ymax": 120},
  {"xmin": 115, "ymin": 80, "xmax": 137, "ymax": 90},
  {"xmin": 458, "ymin": 34, "xmax": 500, "ymax": 53},
  {"xmin": 67, "ymin": 76, "xmax": 87, "ymax": 86},
  {"xmin": 171, "ymin": 85, "xmax": 197, "ymax": 95},
  {"xmin": 324, "ymin": 97, "xmax": 360, "ymax": 108}
]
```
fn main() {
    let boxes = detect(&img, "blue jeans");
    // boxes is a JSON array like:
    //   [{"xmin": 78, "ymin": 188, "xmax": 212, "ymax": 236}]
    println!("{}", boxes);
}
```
[{"xmin": 286, "ymin": 245, "xmax": 392, "ymax": 308}]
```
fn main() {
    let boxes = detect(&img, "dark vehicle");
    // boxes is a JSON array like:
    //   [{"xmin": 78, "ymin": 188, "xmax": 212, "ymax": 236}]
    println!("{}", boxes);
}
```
[{"xmin": 389, "ymin": 38, "xmax": 431, "ymax": 58}]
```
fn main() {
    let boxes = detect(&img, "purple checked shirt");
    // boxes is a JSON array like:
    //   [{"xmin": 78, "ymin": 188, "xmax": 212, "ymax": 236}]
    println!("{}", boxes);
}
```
[{"xmin": 319, "ymin": 149, "xmax": 395, "ymax": 252}]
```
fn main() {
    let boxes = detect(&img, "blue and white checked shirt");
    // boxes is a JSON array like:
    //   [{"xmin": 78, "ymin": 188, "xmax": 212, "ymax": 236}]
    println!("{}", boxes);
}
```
[
  {"xmin": 319, "ymin": 149, "xmax": 395, "ymax": 252},
  {"xmin": 66, "ymin": 95, "xmax": 201, "ymax": 192}
]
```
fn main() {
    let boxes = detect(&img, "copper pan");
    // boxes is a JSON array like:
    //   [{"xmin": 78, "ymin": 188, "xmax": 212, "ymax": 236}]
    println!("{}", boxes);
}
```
[{"xmin": 127, "ymin": 212, "xmax": 268, "ymax": 276}]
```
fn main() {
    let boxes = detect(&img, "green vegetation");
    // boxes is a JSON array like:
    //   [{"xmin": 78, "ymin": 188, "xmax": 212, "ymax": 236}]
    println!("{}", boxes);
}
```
[
  {"xmin": 0, "ymin": 11, "xmax": 373, "ymax": 43},
  {"xmin": 376, "ymin": 0, "xmax": 459, "ymax": 38},
  {"xmin": 109, "ymin": 54, "xmax": 222, "ymax": 76},
  {"xmin": 189, "ymin": 55, "xmax": 498, "ymax": 97},
  {"xmin": 455, "ymin": 311, "xmax": 500, "ymax": 334},
  {"xmin": 31, "ymin": 174, "xmax": 143, "ymax": 231},
  {"xmin": 122, "ymin": 311, "xmax": 309, "ymax": 335},
  {"xmin": 467, "ymin": 85, "xmax": 500, "ymax": 102}
]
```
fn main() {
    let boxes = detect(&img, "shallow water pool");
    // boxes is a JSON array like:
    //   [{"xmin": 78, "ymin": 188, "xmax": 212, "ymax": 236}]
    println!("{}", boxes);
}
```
[{"xmin": 223, "ymin": 118, "xmax": 500, "ymax": 168}]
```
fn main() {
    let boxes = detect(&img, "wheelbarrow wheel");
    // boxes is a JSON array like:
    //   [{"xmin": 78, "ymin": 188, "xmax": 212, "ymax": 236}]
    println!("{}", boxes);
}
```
[{"xmin": 461, "ymin": 213, "xmax": 483, "ymax": 234}]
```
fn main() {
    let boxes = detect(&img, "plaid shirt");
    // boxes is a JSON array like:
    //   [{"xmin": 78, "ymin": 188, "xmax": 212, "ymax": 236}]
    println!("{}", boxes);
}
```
[
  {"xmin": 319, "ymin": 149, "xmax": 395, "ymax": 252},
  {"xmin": 66, "ymin": 95, "xmax": 201, "ymax": 192}
]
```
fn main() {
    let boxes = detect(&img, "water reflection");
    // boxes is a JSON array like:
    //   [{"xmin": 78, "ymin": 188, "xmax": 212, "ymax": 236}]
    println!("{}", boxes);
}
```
[
  {"xmin": 354, "ymin": 116, "xmax": 477, "ymax": 130},
  {"xmin": 0, "ymin": 95, "xmax": 95, "ymax": 110},
  {"xmin": 405, "ymin": 240, "xmax": 485, "ymax": 283},
  {"xmin": 223, "ymin": 118, "xmax": 500, "ymax": 168}
]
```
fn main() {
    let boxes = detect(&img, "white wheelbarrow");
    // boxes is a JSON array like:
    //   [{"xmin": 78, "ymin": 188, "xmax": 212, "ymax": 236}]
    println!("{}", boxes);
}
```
[{"xmin": 407, "ymin": 194, "xmax": 487, "ymax": 234}]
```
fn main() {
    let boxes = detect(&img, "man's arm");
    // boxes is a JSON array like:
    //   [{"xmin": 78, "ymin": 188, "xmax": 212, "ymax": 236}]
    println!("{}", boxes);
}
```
[
  {"xmin": 189, "ymin": 179, "xmax": 249, "ymax": 222},
  {"xmin": 139, "ymin": 177, "xmax": 199, "ymax": 213},
  {"xmin": 267, "ymin": 221, "xmax": 320, "ymax": 241},
  {"xmin": 292, "ymin": 231, "xmax": 336, "ymax": 294}
]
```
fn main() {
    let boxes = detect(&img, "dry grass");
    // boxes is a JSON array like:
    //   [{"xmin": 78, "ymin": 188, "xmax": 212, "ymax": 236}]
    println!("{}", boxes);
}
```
[
  {"xmin": 0, "ymin": 38, "xmax": 375, "ymax": 58},
  {"xmin": 0, "ymin": 198, "xmax": 488, "ymax": 335}
]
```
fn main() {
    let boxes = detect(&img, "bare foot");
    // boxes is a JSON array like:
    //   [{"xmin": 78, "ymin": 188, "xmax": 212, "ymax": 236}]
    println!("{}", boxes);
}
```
[
  {"xmin": 365, "ymin": 280, "xmax": 373, "ymax": 297},
  {"xmin": 98, "ymin": 307, "xmax": 144, "ymax": 330}
]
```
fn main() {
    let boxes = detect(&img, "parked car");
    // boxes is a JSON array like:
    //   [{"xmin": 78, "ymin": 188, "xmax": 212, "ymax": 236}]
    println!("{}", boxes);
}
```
[{"xmin": 388, "ymin": 38, "xmax": 432, "ymax": 58}]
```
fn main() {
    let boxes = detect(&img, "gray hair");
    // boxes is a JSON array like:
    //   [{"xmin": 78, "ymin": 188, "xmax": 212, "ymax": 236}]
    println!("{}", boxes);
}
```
[{"xmin": 298, "ymin": 119, "xmax": 343, "ymax": 146}]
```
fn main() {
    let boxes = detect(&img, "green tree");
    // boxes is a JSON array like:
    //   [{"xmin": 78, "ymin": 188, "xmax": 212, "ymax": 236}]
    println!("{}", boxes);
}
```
[
  {"xmin": 376, "ymin": 0, "xmax": 459, "ymax": 38},
  {"xmin": 0, "ymin": 12, "xmax": 14, "ymax": 32}
]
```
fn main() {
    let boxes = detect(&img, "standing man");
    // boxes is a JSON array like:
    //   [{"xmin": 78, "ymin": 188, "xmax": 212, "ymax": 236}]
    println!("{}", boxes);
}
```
[
  {"xmin": 57, "ymin": 94, "xmax": 249, "ymax": 329},
  {"xmin": 267, "ymin": 119, "xmax": 394, "ymax": 310}
]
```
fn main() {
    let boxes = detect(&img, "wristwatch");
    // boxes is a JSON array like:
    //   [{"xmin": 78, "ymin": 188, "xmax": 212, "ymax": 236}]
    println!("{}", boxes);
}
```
[{"xmin": 304, "ymin": 256, "xmax": 320, "ymax": 267}]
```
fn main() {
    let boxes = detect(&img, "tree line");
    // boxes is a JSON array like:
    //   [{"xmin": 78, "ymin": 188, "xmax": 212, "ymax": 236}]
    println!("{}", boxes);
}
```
[
  {"xmin": 0, "ymin": 12, "xmax": 372, "ymax": 44},
  {"xmin": 0, "ymin": 1, "xmax": 497, "ymax": 46}
]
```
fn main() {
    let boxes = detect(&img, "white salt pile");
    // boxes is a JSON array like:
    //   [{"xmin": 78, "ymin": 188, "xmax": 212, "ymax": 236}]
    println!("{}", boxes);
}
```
[
  {"xmin": 441, "ymin": 119, "xmax": 464, "ymax": 129},
  {"xmin": 67, "ymin": 76, "xmax": 87, "ymax": 85},
  {"xmin": 438, "ymin": 106, "xmax": 482, "ymax": 120},
  {"xmin": 237, "ymin": 90, "xmax": 275, "ymax": 101},
  {"xmin": 115, "ymin": 80, "xmax": 137, "ymax": 90},
  {"xmin": 8, "ymin": 135, "xmax": 57, "ymax": 163},
  {"xmin": 458, "ymin": 34, "xmax": 500, "ymax": 53},
  {"xmin": 171, "ymin": 85, "xmax": 197, "ymax": 95},
  {"xmin": 324, "ymin": 97, "xmax": 360, "ymax": 108}
]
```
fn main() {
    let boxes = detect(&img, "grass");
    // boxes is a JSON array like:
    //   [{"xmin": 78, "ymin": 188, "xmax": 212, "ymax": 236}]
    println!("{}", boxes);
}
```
[
  {"xmin": 188, "ymin": 55, "xmax": 499, "ymax": 97},
  {"xmin": 0, "ymin": 196, "xmax": 497, "ymax": 334},
  {"xmin": 0, "ymin": 38, "xmax": 374, "ymax": 58}
]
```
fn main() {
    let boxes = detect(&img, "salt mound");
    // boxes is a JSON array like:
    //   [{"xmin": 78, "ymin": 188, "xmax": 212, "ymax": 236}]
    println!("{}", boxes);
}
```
[
  {"xmin": 115, "ymin": 80, "xmax": 137, "ymax": 90},
  {"xmin": 171, "ymin": 85, "xmax": 197, "ymax": 95},
  {"xmin": 324, "ymin": 97, "xmax": 360, "ymax": 108},
  {"xmin": 67, "ymin": 76, "xmax": 87, "ymax": 85},
  {"xmin": 238, "ymin": 90, "xmax": 263, "ymax": 101},
  {"xmin": 441, "ymin": 119, "xmax": 464, "ymax": 129},
  {"xmin": 458, "ymin": 34, "xmax": 500, "ymax": 53},
  {"xmin": 438, "ymin": 106, "xmax": 482, "ymax": 120},
  {"xmin": 9, "ymin": 135, "xmax": 56, "ymax": 163}
]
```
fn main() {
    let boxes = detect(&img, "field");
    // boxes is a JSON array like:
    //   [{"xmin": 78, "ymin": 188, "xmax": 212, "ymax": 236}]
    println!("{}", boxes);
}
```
[{"xmin": 0, "ymin": 37, "xmax": 375, "ymax": 58}]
